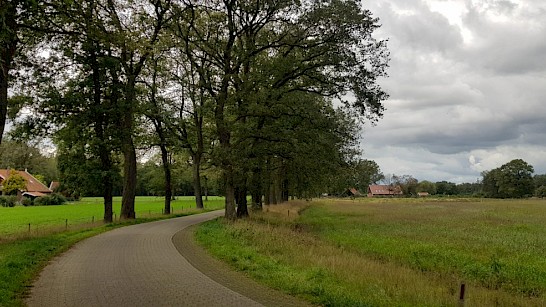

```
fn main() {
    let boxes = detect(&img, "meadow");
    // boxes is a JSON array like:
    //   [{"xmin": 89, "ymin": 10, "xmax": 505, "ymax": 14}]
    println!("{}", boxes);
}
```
[
  {"xmin": 196, "ymin": 198, "xmax": 546, "ymax": 306},
  {"xmin": 0, "ymin": 196, "xmax": 224, "ymax": 306},
  {"xmin": 0, "ymin": 196, "xmax": 224, "ymax": 238}
]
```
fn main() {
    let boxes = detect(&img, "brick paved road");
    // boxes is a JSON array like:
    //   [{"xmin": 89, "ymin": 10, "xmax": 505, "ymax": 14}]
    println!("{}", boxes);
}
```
[{"xmin": 26, "ymin": 210, "xmax": 263, "ymax": 307}]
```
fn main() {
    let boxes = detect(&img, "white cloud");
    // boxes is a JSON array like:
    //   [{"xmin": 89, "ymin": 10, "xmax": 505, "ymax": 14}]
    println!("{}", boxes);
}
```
[{"xmin": 361, "ymin": 0, "xmax": 546, "ymax": 183}]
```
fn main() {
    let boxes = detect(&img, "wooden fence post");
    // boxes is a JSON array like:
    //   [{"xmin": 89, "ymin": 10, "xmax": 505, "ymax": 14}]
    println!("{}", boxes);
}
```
[{"xmin": 459, "ymin": 283, "xmax": 466, "ymax": 306}]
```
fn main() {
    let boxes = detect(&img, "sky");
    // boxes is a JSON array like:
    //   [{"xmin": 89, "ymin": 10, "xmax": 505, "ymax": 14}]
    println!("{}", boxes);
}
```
[{"xmin": 360, "ymin": 0, "xmax": 546, "ymax": 183}]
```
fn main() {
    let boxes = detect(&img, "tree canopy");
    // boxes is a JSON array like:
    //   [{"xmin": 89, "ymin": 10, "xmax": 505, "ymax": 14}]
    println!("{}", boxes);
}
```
[
  {"xmin": 481, "ymin": 159, "xmax": 534, "ymax": 198},
  {"xmin": 9, "ymin": 0, "xmax": 389, "ymax": 221},
  {"xmin": 2, "ymin": 170, "xmax": 26, "ymax": 195}
]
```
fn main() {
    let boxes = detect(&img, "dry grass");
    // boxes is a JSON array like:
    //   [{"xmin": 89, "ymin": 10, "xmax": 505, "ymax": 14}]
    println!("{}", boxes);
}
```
[{"xmin": 261, "ymin": 200, "xmax": 310, "ymax": 218}]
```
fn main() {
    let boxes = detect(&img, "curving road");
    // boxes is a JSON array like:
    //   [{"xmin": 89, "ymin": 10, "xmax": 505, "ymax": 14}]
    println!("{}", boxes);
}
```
[{"xmin": 26, "ymin": 210, "xmax": 264, "ymax": 307}]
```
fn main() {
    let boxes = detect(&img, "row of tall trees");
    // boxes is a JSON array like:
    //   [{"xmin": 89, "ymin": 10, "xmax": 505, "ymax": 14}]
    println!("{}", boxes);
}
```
[{"xmin": 4, "ymin": 0, "xmax": 389, "ymax": 221}]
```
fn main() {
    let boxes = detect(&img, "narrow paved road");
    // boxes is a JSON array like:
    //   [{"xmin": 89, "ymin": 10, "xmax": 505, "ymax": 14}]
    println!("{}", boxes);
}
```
[{"xmin": 26, "ymin": 210, "xmax": 263, "ymax": 307}]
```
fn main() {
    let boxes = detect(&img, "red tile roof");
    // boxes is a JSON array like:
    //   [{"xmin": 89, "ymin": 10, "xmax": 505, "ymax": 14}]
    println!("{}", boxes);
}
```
[
  {"xmin": 0, "ymin": 169, "xmax": 52, "ymax": 194},
  {"xmin": 368, "ymin": 185, "xmax": 403, "ymax": 196}
]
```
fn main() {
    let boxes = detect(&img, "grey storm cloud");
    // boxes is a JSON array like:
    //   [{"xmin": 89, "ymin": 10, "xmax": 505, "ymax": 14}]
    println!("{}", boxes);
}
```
[{"xmin": 360, "ymin": 0, "xmax": 546, "ymax": 182}]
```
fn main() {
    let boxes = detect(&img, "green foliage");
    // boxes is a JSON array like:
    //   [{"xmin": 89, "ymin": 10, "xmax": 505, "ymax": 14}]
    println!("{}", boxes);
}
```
[
  {"xmin": 482, "ymin": 159, "xmax": 534, "ymax": 198},
  {"xmin": 455, "ymin": 182, "xmax": 482, "ymax": 196},
  {"xmin": 0, "ymin": 196, "xmax": 17, "ymax": 207},
  {"xmin": 534, "ymin": 174, "xmax": 546, "ymax": 189},
  {"xmin": 435, "ymin": 181, "xmax": 457, "ymax": 195},
  {"xmin": 21, "ymin": 197, "xmax": 33, "ymax": 206},
  {"xmin": 0, "ymin": 140, "xmax": 58, "ymax": 183},
  {"xmin": 535, "ymin": 185, "xmax": 546, "ymax": 198},
  {"xmin": 33, "ymin": 174, "xmax": 46, "ymax": 185},
  {"xmin": 330, "ymin": 159, "xmax": 384, "ymax": 194},
  {"xmin": 10, "ymin": 0, "xmax": 389, "ymax": 219},
  {"xmin": 2, "ymin": 170, "xmax": 26, "ymax": 195},
  {"xmin": 388, "ymin": 174, "xmax": 418, "ymax": 196},
  {"xmin": 416, "ymin": 180, "xmax": 436, "ymax": 194},
  {"xmin": 33, "ymin": 194, "xmax": 66, "ymax": 206}
]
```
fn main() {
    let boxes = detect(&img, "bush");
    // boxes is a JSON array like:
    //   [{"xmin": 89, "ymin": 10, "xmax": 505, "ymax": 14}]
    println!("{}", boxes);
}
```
[
  {"xmin": 21, "ymin": 197, "xmax": 34, "ymax": 206},
  {"xmin": 0, "ymin": 196, "xmax": 18, "ymax": 207},
  {"xmin": 34, "ymin": 194, "xmax": 67, "ymax": 206}
]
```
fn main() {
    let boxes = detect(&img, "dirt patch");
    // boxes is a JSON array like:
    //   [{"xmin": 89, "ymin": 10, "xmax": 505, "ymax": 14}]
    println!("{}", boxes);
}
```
[{"xmin": 172, "ymin": 224, "xmax": 312, "ymax": 307}]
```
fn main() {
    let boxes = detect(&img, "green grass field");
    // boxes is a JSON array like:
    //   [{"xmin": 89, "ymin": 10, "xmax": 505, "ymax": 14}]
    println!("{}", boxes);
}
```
[
  {"xmin": 196, "ymin": 198, "xmax": 546, "ymax": 306},
  {"xmin": 0, "ymin": 196, "xmax": 225, "ymax": 306},
  {"xmin": 0, "ymin": 196, "xmax": 224, "ymax": 238}
]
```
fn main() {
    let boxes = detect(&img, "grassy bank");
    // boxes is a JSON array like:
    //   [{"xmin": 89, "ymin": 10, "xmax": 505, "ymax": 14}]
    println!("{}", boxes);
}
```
[
  {"xmin": 0, "ymin": 196, "xmax": 224, "ymax": 306},
  {"xmin": 195, "ymin": 199, "xmax": 546, "ymax": 306}
]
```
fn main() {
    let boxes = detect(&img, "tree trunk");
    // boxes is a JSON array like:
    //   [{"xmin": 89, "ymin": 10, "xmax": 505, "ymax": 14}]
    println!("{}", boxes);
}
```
[
  {"xmin": 0, "ymin": 5, "xmax": 16, "ymax": 145},
  {"xmin": 224, "ymin": 167, "xmax": 236, "ymax": 219},
  {"xmin": 103, "ymin": 179, "xmax": 113, "ymax": 222},
  {"xmin": 282, "ymin": 177, "xmax": 289, "ymax": 202},
  {"xmin": 0, "ymin": 66, "xmax": 8, "ymax": 146},
  {"xmin": 89, "ymin": 39, "xmax": 114, "ymax": 223},
  {"xmin": 121, "ymin": 139, "xmax": 137, "ymax": 219},
  {"xmin": 236, "ymin": 185, "xmax": 248, "ymax": 218},
  {"xmin": 98, "ymin": 141, "xmax": 114, "ymax": 223},
  {"xmin": 120, "ymin": 77, "xmax": 137, "ymax": 219},
  {"xmin": 192, "ymin": 155, "xmax": 204, "ymax": 209},
  {"xmin": 264, "ymin": 172, "xmax": 271, "ymax": 206},
  {"xmin": 159, "ymin": 144, "xmax": 172, "ymax": 214}
]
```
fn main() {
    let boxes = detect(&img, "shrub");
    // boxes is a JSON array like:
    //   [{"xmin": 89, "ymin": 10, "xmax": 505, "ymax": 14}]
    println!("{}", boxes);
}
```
[
  {"xmin": 34, "ymin": 194, "xmax": 67, "ymax": 206},
  {"xmin": 0, "ymin": 196, "xmax": 18, "ymax": 207},
  {"xmin": 21, "ymin": 197, "xmax": 34, "ymax": 206}
]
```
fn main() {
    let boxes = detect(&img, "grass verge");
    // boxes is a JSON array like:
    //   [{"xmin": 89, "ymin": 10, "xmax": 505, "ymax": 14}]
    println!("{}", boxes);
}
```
[{"xmin": 195, "ymin": 199, "xmax": 546, "ymax": 306}]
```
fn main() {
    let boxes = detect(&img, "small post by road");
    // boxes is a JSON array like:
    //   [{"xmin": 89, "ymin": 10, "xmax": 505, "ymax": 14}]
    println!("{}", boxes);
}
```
[
  {"xmin": 28, "ymin": 223, "xmax": 31, "ymax": 232},
  {"xmin": 65, "ymin": 219, "xmax": 68, "ymax": 229}
]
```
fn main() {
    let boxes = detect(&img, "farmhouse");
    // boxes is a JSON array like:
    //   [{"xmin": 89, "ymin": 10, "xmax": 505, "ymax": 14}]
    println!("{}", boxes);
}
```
[
  {"xmin": 0, "ymin": 169, "xmax": 53, "ymax": 198},
  {"xmin": 367, "ymin": 185, "xmax": 403, "ymax": 197}
]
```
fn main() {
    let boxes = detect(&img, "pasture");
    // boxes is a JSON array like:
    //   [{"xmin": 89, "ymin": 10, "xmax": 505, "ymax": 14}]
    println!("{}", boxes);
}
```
[
  {"xmin": 196, "ymin": 198, "xmax": 546, "ymax": 306},
  {"xmin": 0, "ymin": 196, "xmax": 224, "ymax": 238}
]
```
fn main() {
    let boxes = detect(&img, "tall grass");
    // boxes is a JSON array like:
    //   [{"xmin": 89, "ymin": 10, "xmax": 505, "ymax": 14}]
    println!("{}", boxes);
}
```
[{"xmin": 196, "ymin": 199, "xmax": 546, "ymax": 306}]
